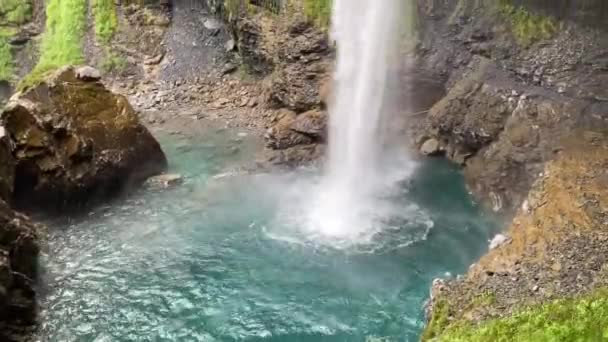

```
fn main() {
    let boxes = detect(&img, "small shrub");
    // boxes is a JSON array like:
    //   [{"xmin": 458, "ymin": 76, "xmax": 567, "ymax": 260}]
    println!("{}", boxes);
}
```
[
  {"xmin": 101, "ymin": 51, "xmax": 127, "ymax": 73},
  {"xmin": 499, "ymin": 1, "xmax": 557, "ymax": 46}
]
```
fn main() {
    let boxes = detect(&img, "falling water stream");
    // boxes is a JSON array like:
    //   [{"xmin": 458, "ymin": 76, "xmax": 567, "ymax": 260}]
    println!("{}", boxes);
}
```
[{"xmin": 37, "ymin": 2, "xmax": 498, "ymax": 341}]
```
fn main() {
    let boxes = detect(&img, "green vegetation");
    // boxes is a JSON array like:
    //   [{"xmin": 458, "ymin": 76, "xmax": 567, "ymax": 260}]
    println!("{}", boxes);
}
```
[
  {"xmin": 0, "ymin": 28, "xmax": 16, "ymax": 81},
  {"xmin": 423, "ymin": 289, "xmax": 608, "ymax": 342},
  {"xmin": 499, "ymin": 1, "xmax": 558, "ymax": 46},
  {"xmin": 100, "ymin": 50, "xmax": 127, "ymax": 73},
  {"xmin": 0, "ymin": 0, "xmax": 32, "ymax": 81},
  {"xmin": 0, "ymin": 0, "xmax": 32, "ymax": 25},
  {"xmin": 92, "ymin": 0, "xmax": 118, "ymax": 43},
  {"xmin": 421, "ymin": 300, "xmax": 451, "ymax": 341},
  {"xmin": 303, "ymin": 0, "xmax": 331, "ymax": 28},
  {"xmin": 19, "ymin": 0, "xmax": 87, "ymax": 90}
]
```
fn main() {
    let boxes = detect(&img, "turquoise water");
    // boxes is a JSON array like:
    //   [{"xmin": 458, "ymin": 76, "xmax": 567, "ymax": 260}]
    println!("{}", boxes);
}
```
[{"xmin": 37, "ymin": 129, "xmax": 497, "ymax": 342}]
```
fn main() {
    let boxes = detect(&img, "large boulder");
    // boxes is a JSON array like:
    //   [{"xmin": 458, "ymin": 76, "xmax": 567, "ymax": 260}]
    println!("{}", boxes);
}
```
[
  {"xmin": 1, "ymin": 66, "xmax": 168, "ymax": 208},
  {"xmin": 0, "ymin": 199, "xmax": 41, "ymax": 331}
]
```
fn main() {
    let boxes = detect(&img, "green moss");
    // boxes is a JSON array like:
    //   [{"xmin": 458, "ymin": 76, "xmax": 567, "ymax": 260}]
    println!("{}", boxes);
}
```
[
  {"xmin": 92, "ymin": 0, "xmax": 118, "ymax": 43},
  {"xmin": 100, "ymin": 50, "xmax": 126, "ymax": 73},
  {"xmin": 0, "ymin": 36, "xmax": 12, "ymax": 80},
  {"xmin": 499, "ymin": 1, "xmax": 557, "ymax": 46},
  {"xmin": 0, "ymin": 0, "xmax": 32, "ymax": 25},
  {"xmin": 18, "ymin": 0, "xmax": 87, "ymax": 90},
  {"xmin": 303, "ymin": 0, "xmax": 331, "ymax": 28},
  {"xmin": 428, "ymin": 289, "xmax": 608, "ymax": 342},
  {"xmin": 421, "ymin": 300, "xmax": 451, "ymax": 341}
]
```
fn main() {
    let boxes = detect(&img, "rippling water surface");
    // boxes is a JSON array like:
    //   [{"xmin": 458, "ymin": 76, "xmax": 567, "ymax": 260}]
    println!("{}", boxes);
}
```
[{"xmin": 38, "ymin": 129, "xmax": 497, "ymax": 342}]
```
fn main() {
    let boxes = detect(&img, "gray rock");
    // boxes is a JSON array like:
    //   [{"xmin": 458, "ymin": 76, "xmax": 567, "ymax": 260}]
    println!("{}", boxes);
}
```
[
  {"xmin": 144, "ymin": 54, "xmax": 165, "ymax": 65},
  {"xmin": 145, "ymin": 174, "xmax": 184, "ymax": 189},
  {"xmin": 420, "ymin": 138, "xmax": 441, "ymax": 156},
  {"xmin": 222, "ymin": 63, "xmax": 238, "ymax": 75},
  {"xmin": 489, "ymin": 234, "xmax": 511, "ymax": 250},
  {"xmin": 75, "ymin": 66, "xmax": 101, "ymax": 81},
  {"xmin": 225, "ymin": 39, "xmax": 236, "ymax": 52}
]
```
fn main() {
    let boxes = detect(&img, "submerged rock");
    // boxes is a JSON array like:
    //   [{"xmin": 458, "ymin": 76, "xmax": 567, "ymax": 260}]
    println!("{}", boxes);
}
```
[
  {"xmin": 145, "ymin": 173, "xmax": 183, "ymax": 189},
  {"xmin": 1, "ymin": 66, "xmax": 168, "ymax": 209},
  {"xmin": 0, "ymin": 199, "xmax": 41, "ymax": 332}
]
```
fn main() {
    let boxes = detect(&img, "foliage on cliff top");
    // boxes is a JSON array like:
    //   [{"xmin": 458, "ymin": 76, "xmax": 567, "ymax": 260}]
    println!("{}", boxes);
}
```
[
  {"xmin": 0, "ymin": 27, "xmax": 16, "ymax": 81},
  {"xmin": 19, "ymin": 0, "xmax": 87, "ymax": 90},
  {"xmin": 424, "ymin": 288, "xmax": 608, "ymax": 342},
  {"xmin": 303, "ymin": 0, "xmax": 331, "ymax": 28},
  {"xmin": 499, "ymin": 1, "xmax": 557, "ymax": 46},
  {"xmin": 0, "ymin": 0, "xmax": 32, "ymax": 25},
  {"xmin": 93, "ymin": 0, "xmax": 118, "ymax": 43}
]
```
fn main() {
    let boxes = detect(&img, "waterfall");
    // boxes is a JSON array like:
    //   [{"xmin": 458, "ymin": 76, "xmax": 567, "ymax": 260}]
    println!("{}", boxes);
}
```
[{"xmin": 304, "ymin": 0, "xmax": 410, "ymax": 242}]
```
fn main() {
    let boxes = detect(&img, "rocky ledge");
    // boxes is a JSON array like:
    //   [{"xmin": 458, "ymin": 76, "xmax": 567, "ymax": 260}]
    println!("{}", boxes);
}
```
[{"xmin": 422, "ymin": 131, "xmax": 608, "ymax": 340}]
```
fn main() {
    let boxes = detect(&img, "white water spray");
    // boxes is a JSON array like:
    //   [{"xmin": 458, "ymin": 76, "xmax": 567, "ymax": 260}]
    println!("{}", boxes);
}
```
[
  {"xmin": 268, "ymin": 0, "xmax": 428, "ymax": 249},
  {"xmin": 303, "ymin": 0, "xmax": 415, "ymax": 241}
]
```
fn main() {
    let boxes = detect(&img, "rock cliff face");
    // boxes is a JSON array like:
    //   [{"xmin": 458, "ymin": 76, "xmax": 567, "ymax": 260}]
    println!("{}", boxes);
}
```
[
  {"xmin": 415, "ymin": 0, "xmax": 608, "ymax": 213},
  {"xmin": 229, "ymin": 8, "xmax": 331, "ymax": 165},
  {"xmin": 416, "ymin": 0, "xmax": 608, "ymax": 339},
  {"xmin": 1, "ymin": 66, "xmax": 168, "ymax": 209}
]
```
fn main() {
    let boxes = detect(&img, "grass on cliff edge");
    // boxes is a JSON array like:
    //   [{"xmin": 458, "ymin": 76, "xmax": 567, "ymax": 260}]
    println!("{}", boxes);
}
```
[
  {"xmin": 93, "ymin": 0, "xmax": 118, "ymax": 43},
  {"xmin": 424, "ymin": 289, "xmax": 608, "ymax": 342},
  {"xmin": 18, "ymin": 0, "xmax": 87, "ymax": 91}
]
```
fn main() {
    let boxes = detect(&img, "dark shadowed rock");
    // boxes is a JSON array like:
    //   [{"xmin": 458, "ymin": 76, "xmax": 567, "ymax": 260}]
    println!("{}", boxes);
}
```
[
  {"xmin": 0, "ymin": 199, "xmax": 41, "ymax": 334},
  {"xmin": 0, "ymin": 130, "xmax": 14, "ymax": 203},
  {"xmin": 1, "ymin": 66, "xmax": 168, "ymax": 209}
]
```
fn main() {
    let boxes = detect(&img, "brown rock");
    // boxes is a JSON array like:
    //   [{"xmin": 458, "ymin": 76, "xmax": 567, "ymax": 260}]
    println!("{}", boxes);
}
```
[
  {"xmin": 1, "ymin": 66, "xmax": 167, "ymax": 209},
  {"xmin": 290, "ymin": 109, "xmax": 327, "ymax": 141}
]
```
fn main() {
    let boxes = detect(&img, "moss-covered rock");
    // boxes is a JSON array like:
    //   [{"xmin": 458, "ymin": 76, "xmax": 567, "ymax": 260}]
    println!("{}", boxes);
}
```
[{"xmin": 1, "ymin": 66, "xmax": 167, "ymax": 209}]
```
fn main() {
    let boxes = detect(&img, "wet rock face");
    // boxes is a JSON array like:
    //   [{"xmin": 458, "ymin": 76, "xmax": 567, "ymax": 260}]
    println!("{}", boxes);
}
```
[
  {"xmin": 1, "ymin": 66, "xmax": 168, "ymax": 209},
  {"xmin": 0, "ymin": 132, "xmax": 15, "ymax": 204},
  {"xmin": 426, "ymin": 57, "xmax": 590, "ymax": 212},
  {"xmin": 0, "ymin": 199, "xmax": 41, "ymax": 332},
  {"xmin": 262, "ymin": 20, "xmax": 330, "ymax": 112}
]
